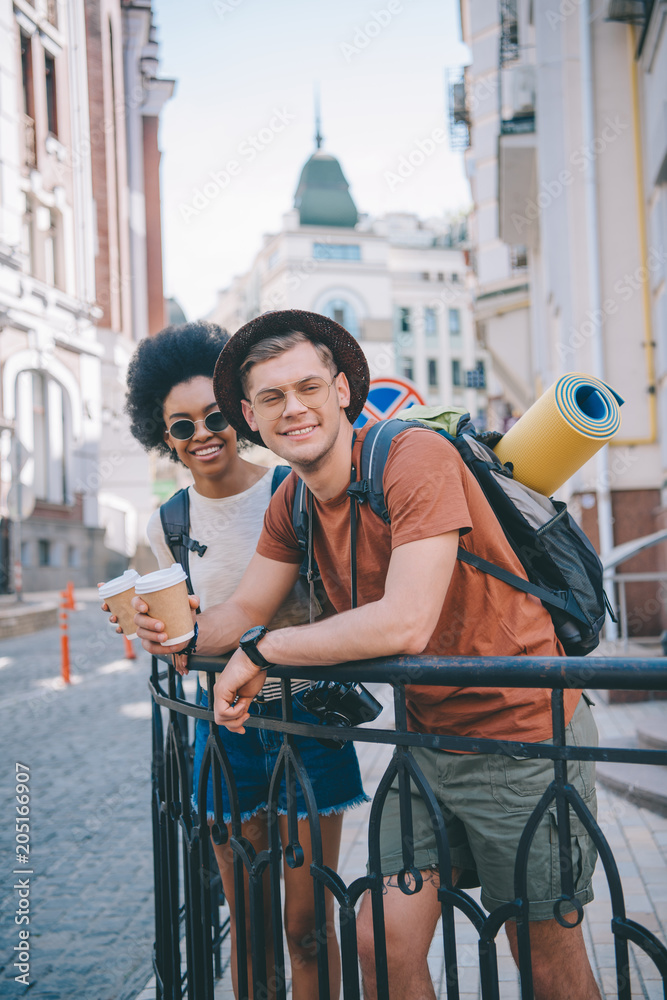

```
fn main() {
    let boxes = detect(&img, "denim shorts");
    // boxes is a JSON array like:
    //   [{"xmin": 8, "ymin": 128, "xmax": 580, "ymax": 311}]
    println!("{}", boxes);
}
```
[
  {"xmin": 376, "ymin": 697, "xmax": 598, "ymax": 921},
  {"xmin": 193, "ymin": 692, "xmax": 369, "ymax": 824}
]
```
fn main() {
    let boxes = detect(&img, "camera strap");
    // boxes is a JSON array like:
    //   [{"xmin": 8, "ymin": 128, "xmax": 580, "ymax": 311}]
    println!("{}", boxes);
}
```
[
  {"xmin": 349, "ymin": 466, "xmax": 358, "ymax": 611},
  {"xmin": 307, "ymin": 488, "xmax": 315, "ymax": 625}
]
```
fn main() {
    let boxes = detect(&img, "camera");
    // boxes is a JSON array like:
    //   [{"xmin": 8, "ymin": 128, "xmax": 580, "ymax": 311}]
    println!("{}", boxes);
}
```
[{"xmin": 301, "ymin": 681, "xmax": 382, "ymax": 749}]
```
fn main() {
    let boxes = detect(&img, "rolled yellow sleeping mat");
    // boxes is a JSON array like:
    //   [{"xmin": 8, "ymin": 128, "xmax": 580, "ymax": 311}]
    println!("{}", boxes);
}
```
[{"xmin": 493, "ymin": 373, "xmax": 624, "ymax": 497}]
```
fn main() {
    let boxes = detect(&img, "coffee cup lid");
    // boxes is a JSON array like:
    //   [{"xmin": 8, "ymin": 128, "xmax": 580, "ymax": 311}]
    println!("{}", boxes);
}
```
[
  {"xmin": 99, "ymin": 569, "xmax": 141, "ymax": 600},
  {"xmin": 135, "ymin": 563, "xmax": 188, "ymax": 595}
]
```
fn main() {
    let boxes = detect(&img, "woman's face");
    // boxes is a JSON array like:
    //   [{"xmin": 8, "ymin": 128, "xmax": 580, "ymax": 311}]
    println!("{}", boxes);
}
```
[{"xmin": 162, "ymin": 376, "xmax": 238, "ymax": 480}]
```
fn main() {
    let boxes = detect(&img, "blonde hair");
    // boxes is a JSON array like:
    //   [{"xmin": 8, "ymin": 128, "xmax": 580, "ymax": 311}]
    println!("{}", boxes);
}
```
[{"xmin": 239, "ymin": 331, "xmax": 336, "ymax": 397}]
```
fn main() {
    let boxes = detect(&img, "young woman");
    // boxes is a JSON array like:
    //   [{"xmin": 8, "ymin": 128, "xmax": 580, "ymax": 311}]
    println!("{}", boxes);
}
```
[{"xmin": 122, "ymin": 321, "xmax": 367, "ymax": 1000}]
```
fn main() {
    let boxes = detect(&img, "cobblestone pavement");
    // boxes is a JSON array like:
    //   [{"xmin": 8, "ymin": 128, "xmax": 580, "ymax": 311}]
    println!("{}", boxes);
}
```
[{"xmin": 0, "ymin": 590, "xmax": 156, "ymax": 1000}]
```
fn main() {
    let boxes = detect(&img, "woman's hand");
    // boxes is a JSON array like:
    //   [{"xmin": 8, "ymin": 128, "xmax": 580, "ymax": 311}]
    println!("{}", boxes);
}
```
[
  {"xmin": 172, "ymin": 652, "xmax": 189, "ymax": 676},
  {"xmin": 98, "ymin": 582, "xmax": 122, "ymax": 633}
]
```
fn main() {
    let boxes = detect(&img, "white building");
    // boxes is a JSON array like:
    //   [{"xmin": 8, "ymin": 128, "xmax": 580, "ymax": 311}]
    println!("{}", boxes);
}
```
[
  {"xmin": 0, "ymin": 0, "xmax": 172, "ymax": 592},
  {"xmin": 456, "ymin": 0, "xmax": 667, "ymax": 635},
  {"xmin": 0, "ymin": 0, "xmax": 106, "ymax": 591},
  {"xmin": 210, "ymin": 143, "xmax": 485, "ymax": 422}
]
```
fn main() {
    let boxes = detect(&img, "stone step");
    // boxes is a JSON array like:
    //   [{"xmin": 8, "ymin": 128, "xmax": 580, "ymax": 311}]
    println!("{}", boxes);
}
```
[
  {"xmin": 596, "ymin": 737, "xmax": 667, "ymax": 816},
  {"xmin": 0, "ymin": 600, "xmax": 58, "ymax": 639}
]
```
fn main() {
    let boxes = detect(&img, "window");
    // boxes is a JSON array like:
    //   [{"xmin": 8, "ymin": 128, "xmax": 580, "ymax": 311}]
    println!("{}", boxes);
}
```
[
  {"xmin": 268, "ymin": 250, "xmax": 279, "ymax": 270},
  {"xmin": 20, "ymin": 33, "xmax": 36, "ymax": 169},
  {"xmin": 421, "ymin": 271, "xmax": 430, "ymax": 281},
  {"xmin": 38, "ymin": 540, "xmax": 50, "ymax": 567},
  {"xmin": 448, "ymin": 308, "xmax": 461, "ymax": 336},
  {"xmin": 67, "ymin": 546, "xmax": 79, "ymax": 568},
  {"xmin": 20, "ymin": 33, "xmax": 34, "ymax": 118},
  {"xmin": 401, "ymin": 358, "xmax": 414, "ymax": 381},
  {"xmin": 451, "ymin": 273, "xmax": 460, "ymax": 283},
  {"xmin": 428, "ymin": 359, "xmax": 439, "ymax": 388},
  {"xmin": 452, "ymin": 359, "xmax": 462, "ymax": 387},
  {"xmin": 322, "ymin": 299, "xmax": 359, "ymax": 338},
  {"xmin": 510, "ymin": 245, "xmax": 528, "ymax": 271},
  {"xmin": 437, "ymin": 272, "xmax": 444, "ymax": 282},
  {"xmin": 424, "ymin": 308, "xmax": 437, "ymax": 338},
  {"xmin": 313, "ymin": 243, "xmax": 361, "ymax": 261},
  {"xmin": 44, "ymin": 53, "xmax": 58, "ymax": 136},
  {"xmin": 16, "ymin": 371, "xmax": 68, "ymax": 504},
  {"xmin": 398, "ymin": 307, "xmax": 411, "ymax": 333},
  {"xmin": 20, "ymin": 541, "xmax": 30, "ymax": 567},
  {"xmin": 466, "ymin": 361, "xmax": 486, "ymax": 389}
]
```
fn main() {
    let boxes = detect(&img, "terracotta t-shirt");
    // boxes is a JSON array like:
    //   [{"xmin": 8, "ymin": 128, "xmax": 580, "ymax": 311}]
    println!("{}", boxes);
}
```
[{"xmin": 257, "ymin": 421, "xmax": 579, "ymax": 742}]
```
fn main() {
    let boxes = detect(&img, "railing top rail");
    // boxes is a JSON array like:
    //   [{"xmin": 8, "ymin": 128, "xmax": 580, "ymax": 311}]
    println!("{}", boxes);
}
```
[{"xmin": 180, "ymin": 653, "xmax": 667, "ymax": 690}]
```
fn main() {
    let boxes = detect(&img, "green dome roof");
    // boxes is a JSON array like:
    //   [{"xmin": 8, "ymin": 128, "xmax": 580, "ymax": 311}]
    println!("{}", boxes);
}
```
[{"xmin": 294, "ymin": 151, "xmax": 358, "ymax": 228}]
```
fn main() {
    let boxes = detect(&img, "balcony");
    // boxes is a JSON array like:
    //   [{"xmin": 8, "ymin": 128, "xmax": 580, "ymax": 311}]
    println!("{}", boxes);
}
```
[
  {"xmin": 447, "ymin": 68, "xmax": 470, "ymax": 151},
  {"xmin": 499, "ymin": 64, "xmax": 536, "ymax": 136},
  {"xmin": 149, "ymin": 652, "xmax": 667, "ymax": 999}
]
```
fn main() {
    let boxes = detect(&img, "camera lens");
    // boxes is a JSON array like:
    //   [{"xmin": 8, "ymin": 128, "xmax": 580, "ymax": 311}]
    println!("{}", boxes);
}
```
[{"xmin": 324, "ymin": 712, "xmax": 351, "ymax": 728}]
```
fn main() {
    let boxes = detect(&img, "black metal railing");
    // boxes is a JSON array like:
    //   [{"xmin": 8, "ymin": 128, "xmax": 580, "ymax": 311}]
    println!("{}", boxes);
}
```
[{"xmin": 149, "ymin": 654, "xmax": 667, "ymax": 1000}]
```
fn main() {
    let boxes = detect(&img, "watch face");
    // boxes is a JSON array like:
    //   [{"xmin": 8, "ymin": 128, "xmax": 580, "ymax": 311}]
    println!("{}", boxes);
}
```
[{"xmin": 242, "ymin": 626, "xmax": 266, "ymax": 644}]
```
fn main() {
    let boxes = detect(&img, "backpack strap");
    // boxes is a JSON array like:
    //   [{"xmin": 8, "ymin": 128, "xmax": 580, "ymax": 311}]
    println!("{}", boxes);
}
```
[
  {"xmin": 292, "ymin": 476, "xmax": 310, "ymax": 555},
  {"xmin": 347, "ymin": 418, "xmax": 590, "ymax": 627},
  {"xmin": 271, "ymin": 465, "xmax": 291, "ymax": 492},
  {"xmin": 457, "ymin": 548, "xmax": 588, "ymax": 623},
  {"xmin": 346, "ymin": 418, "xmax": 414, "ymax": 521},
  {"xmin": 159, "ymin": 488, "xmax": 207, "ymax": 597}
]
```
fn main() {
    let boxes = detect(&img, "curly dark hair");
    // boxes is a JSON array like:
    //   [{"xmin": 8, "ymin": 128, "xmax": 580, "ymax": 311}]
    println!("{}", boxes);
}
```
[{"xmin": 125, "ymin": 321, "xmax": 230, "ymax": 460}]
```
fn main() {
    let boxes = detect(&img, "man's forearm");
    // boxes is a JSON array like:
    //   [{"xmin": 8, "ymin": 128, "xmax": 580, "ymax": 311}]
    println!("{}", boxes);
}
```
[
  {"xmin": 259, "ymin": 598, "xmax": 426, "ymax": 667},
  {"xmin": 195, "ymin": 601, "xmax": 257, "ymax": 656}
]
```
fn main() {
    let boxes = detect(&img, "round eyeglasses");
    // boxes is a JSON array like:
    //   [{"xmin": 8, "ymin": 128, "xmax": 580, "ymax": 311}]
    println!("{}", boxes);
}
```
[
  {"xmin": 167, "ymin": 411, "xmax": 229, "ymax": 440},
  {"xmin": 251, "ymin": 376, "xmax": 337, "ymax": 419}
]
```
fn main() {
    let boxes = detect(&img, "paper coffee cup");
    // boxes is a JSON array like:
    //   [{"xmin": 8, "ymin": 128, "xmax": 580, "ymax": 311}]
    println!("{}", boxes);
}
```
[
  {"xmin": 99, "ymin": 569, "xmax": 141, "ymax": 639},
  {"xmin": 135, "ymin": 564, "xmax": 194, "ymax": 647}
]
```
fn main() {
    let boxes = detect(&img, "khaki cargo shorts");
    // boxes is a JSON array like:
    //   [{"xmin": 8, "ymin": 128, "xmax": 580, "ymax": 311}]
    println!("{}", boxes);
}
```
[{"xmin": 377, "ymin": 697, "xmax": 598, "ymax": 921}]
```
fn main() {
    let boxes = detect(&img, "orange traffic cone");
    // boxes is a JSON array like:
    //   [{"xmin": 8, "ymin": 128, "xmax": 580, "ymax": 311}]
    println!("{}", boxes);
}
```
[
  {"xmin": 60, "ymin": 591, "xmax": 70, "ymax": 684},
  {"xmin": 123, "ymin": 634, "xmax": 136, "ymax": 660}
]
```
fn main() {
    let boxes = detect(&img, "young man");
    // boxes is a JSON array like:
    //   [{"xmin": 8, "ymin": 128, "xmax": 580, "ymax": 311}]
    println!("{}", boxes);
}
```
[{"xmin": 135, "ymin": 309, "xmax": 601, "ymax": 1000}]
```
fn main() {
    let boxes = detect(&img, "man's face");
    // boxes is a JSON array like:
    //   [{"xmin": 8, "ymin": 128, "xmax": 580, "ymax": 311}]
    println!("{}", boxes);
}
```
[{"xmin": 241, "ymin": 340, "xmax": 351, "ymax": 471}]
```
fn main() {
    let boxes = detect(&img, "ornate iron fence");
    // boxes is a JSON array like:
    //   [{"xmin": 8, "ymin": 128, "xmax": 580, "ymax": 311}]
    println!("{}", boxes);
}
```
[{"xmin": 149, "ymin": 653, "xmax": 667, "ymax": 1000}]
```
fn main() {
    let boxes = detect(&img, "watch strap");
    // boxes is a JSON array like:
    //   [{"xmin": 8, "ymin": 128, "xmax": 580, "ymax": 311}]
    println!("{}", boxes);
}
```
[{"xmin": 182, "ymin": 620, "xmax": 198, "ymax": 656}]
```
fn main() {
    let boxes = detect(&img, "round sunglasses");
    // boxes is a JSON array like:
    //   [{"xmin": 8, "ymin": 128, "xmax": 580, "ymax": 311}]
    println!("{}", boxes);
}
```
[{"xmin": 166, "ymin": 411, "xmax": 229, "ymax": 440}]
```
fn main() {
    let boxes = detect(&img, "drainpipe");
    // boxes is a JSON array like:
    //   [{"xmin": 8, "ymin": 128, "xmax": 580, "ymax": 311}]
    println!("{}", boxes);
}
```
[{"xmin": 579, "ymin": 0, "xmax": 617, "ymax": 637}]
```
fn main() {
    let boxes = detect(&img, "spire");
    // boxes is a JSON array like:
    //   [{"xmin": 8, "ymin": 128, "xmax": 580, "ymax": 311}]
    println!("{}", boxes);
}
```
[{"xmin": 314, "ymin": 85, "xmax": 323, "ymax": 150}]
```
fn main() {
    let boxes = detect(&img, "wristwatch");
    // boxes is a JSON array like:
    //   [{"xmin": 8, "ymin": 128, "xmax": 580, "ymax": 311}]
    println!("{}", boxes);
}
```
[{"xmin": 239, "ymin": 626, "xmax": 272, "ymax": 669}]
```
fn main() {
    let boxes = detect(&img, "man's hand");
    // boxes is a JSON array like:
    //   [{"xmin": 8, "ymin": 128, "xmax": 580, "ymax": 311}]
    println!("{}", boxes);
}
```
[
  {"xmin": 132, "ymin": 593, "xmax": 199, "ymax": 656},
  {"xmin": 214, "ymin": 648, "xmax": 267, "ymax": 733}
]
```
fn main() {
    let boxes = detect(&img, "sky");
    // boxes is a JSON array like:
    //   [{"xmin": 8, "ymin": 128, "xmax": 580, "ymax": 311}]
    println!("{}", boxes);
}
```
[{"xmin": 153, "ymin": 0, "xmax": 472, "ymax": 321}]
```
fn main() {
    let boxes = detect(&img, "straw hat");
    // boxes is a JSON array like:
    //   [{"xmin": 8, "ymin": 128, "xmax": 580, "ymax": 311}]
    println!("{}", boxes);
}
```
[{"xmin": 213, "ymin": 309, "xmax": 370, "ymax": 446}]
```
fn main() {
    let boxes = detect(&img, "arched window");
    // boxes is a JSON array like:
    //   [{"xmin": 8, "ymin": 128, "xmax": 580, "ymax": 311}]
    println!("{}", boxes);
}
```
[
  {"xmin": 15, "ymin": 371, "xmax": 69, "ymax": 504},
  {"xmin": 321, "ymin": 298, "xmax": 360, "ymax": 339}
]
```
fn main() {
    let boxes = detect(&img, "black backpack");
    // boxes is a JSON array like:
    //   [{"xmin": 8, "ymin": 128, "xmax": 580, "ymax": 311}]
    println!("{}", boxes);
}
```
[
  {"xmin": 160, "ymin": 465, "xmax": 292, "ymax": 600},
  {"xmin": 292, "ymin": 417, "xmax": 614, "ymax": 656}
]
